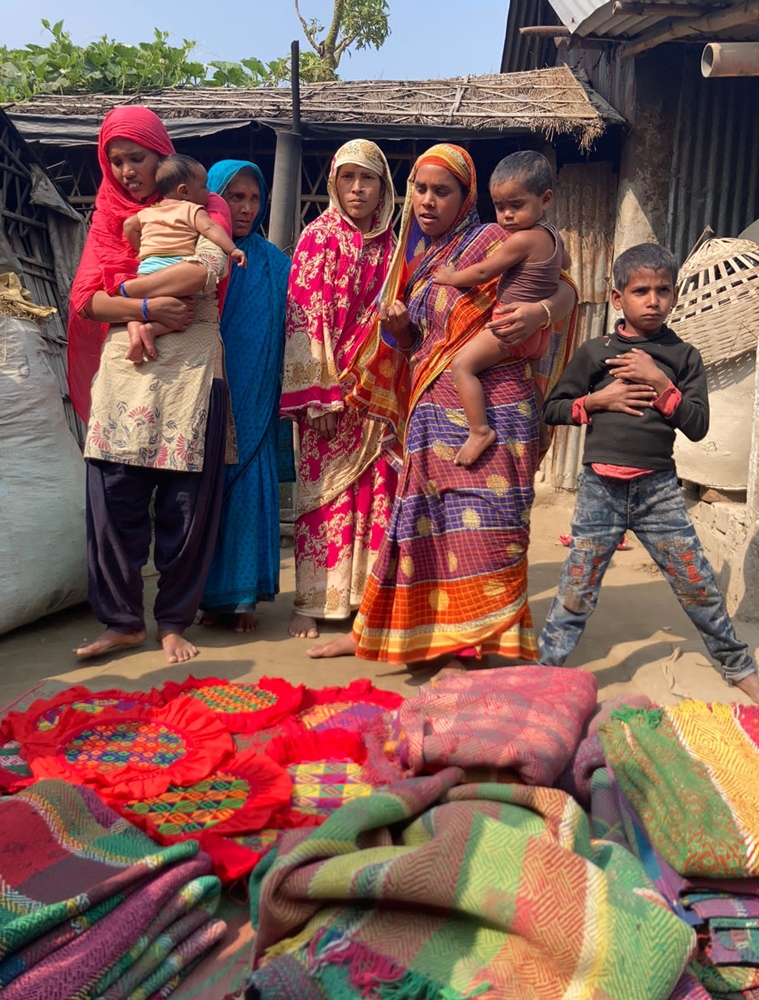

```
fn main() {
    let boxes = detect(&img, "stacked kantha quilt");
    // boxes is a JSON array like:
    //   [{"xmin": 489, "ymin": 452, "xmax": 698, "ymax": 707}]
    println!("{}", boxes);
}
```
[
  {"xmin": 598, "ymin": 700, "xmax": 759, "ymax": 997},
  {"xmin": 246, "ymin": 767, "xmax": 694, "ymax": 1000},
  {"xmin": 0, "ymin": 780, "xmax": 225, "ymax": 1000}
]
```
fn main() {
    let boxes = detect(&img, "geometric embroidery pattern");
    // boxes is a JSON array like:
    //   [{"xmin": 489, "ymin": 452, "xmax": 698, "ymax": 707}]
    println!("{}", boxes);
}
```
[
  {"xmin": 180, "ymin": 685, "xmax": 277, "ymax": 714},
  {"xmin": 113, "ymin": 749, "xmax": 293, "ymax": 843},
  {"xmin": 37, "ymin": 697, "xmax": 153, "ymax": 733},
  {"xmin": 22, "ymin": 698, "xmax": 233, "ymax": 801},
  {"xmin": 161, "ymin": 676, "xmax": 305, "ymax": 734},
  {"xmin": 123, "ymin": 772, "xmax": 251, "ymax": 835},
  {"xmin": 290, "ymin": 761, "xmax": 373, "ymax": 817},
  {"xmin": 65, "ymin": 722, "xmax": 187, "ymax": 774}
]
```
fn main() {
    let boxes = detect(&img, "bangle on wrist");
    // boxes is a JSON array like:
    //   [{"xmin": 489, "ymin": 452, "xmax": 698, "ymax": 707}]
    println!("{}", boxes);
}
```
[
  {"xmin": 119, "ymin": 282, "xmax": 129, "ymax": 297},
  {"xmin": 142, "ymin": 298, "xmax": 150, "ymax": 322},
  {"xmin": 539, "ymin": 300, "xmax": 552, "ymax": 330}
]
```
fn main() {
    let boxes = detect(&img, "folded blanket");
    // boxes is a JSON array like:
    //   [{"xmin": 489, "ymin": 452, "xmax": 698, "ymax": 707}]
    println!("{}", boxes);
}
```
[
  {"xmin": 248, "ymin": 768, "xmax": 693, "ymax": 1000},
  {"xmin": 362, "ymin": 666, "xmax": 598, "ymax": 786},
  {"xmin": 0, "ymin": 780, "xmax": 224, "ymax": 999},
  {"xmin": 599, "ymin": 701, "xmax": 759, "ymax": 878}
]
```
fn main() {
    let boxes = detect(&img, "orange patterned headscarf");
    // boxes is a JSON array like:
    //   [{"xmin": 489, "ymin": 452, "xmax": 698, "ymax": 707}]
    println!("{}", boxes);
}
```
[{"xmin": 378, "ymin": 144, "xmax": 478, "ymax": 312}]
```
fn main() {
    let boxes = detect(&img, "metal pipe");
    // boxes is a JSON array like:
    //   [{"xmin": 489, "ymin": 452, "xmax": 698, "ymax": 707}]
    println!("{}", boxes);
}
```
[
  {"xmin": 702, "ymin": 41, "xmax": 759, "ymax": 76},
  {"xmin": 291, "ymin": 39, "xmax": 301, "ymax": 133},
  {"xmin": 268, "ymin": 130, "xmax": 302, "ymax": 255},
  {"xmin": 620, "ymin": 0, "xmax": 759, "ymax": 59}
]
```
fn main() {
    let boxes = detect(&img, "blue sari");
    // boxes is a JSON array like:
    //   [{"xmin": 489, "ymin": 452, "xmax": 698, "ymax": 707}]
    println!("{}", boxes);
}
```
[{"xmin": 200, "ymin": 160, "xmax": 291, "ymax": 613}]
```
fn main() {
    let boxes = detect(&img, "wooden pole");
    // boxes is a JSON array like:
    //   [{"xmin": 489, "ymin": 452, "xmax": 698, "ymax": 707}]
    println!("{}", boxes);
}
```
[
  {"xmin": 519, "ymin": 25, "xmax": 571, "ymax": 36},
  {"xmin": 619, "ymin": 0, "xmax": 759, "ymax": 59}
]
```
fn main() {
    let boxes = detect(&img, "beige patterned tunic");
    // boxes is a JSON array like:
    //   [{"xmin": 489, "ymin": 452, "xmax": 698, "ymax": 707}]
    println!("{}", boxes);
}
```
[{"xmin": 84, "ymin": 253, "xmax": 235, "ymax": 473}]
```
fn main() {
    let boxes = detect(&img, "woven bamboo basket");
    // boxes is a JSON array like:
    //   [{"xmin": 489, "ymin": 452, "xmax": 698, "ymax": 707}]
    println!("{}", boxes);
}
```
[{"xmin": 669, "ymin": 236, "xmax": 759, "ymax": 366}]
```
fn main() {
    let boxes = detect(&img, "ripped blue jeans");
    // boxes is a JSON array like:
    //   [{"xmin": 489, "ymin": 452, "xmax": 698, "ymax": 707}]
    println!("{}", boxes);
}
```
[{"xmin": 538, "ymin": 467, "xmax": 756, "ymax": 683}]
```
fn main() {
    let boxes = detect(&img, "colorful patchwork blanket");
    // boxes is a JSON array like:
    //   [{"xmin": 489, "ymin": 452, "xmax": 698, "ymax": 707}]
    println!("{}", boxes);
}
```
[
  {"xmin": 247, "ymin": 767, "xmax": 694, "ymax": 1000},
  {"xmin": 361, "ymin": 666, "xmax": 598, "ymax": 786},
  {"xmin": 0, "ymin": 780, "xmax": 225, "ymax": 999}
]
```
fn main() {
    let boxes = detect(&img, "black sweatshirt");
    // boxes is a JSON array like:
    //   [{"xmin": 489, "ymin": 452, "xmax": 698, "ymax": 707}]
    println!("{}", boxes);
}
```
[{"xmin": 542, "ymin": 324, "xmax": 709, "ymax": 471}]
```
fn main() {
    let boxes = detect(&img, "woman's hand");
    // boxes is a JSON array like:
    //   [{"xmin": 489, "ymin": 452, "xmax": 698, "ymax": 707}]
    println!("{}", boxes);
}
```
[
  {"xmin": 146, "ymin": 296, "xmax": 196, "ymax": 331},
  {"xmin": 486, "ymin": 301, "xmax": 546, "ymax": 346},
  {"xmin": 379, "ymin": 299, "xmax": 416, "ymax": 350},
  {"xmin": 379, "ymin": 299, "xmax": 411, "ymax": 337},
  {"xmin": 307, "ymin": 411, "xmax": 339, "ymax": 440}
]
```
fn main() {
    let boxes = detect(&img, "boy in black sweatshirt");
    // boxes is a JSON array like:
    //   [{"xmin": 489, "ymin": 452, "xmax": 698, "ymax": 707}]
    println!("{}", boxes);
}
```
[{"xmin": 539, "ymin": 243, "xmax": 759, "ymax": 702}]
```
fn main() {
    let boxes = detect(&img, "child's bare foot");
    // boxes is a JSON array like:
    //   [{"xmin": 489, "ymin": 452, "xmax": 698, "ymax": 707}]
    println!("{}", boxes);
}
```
[
  {"xmin": 307, "ymin": 633, "xmax": 357, "ymax": 658},
  {"xmin": 125, "ymin": 322, "xmax": 148, "ymax": 364},
  {"xmin": 74, "ymin": 628, "xmax": 146, "ymax": 658},
  {"xmin": 455, "ymin": 427, "xmax": 496, "ymax": 466},
  {"xmin": 289, "ymin": 611, "xmax": 319, "ymax": 639},
  {"xmin": 735, "ymin": 672, "xmax": 759, "ymax": 704},
  {"xmin": 158, "ymin": 629, "xmax": 199, "ymax": 664}
]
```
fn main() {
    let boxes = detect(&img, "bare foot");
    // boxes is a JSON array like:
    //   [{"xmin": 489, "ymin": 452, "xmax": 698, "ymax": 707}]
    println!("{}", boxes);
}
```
[
  {"xmin": 74, "ymin": 628, "xmax": 146, "ymax": 659},
  {"xmin": 158, "ymin": 630, "xmax": 199, "ymax": 664},
  {"xmin": 234, "ymin": 612, "xmax": 259, "ymax": 633},
  {"xmin": 307, "ymin": 633, "xmax": 357, "ymax": 659},
  {"xmin": 454, "ymin": 427, "xmax": 496, "ymax": 466},
  {"xmin": 289, "ymin": 611, "xmax": 319, "ymax": 639},
  {"xmin": 124, "ymin": 336, "xmax": 146, "ymax": 365},
  {"xmin": 735, "ymin": 672, "xmax": 759, "ymax": 704}
]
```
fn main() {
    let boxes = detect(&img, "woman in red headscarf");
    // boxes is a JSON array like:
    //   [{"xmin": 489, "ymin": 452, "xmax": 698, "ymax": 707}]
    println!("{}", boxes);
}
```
[{"xmin": 69, "ymin": 106, "xmax": 234, "ymax": 664}]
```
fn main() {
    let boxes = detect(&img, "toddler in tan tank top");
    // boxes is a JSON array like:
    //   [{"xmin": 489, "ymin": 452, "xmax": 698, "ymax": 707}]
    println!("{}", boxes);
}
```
[
  {"xmin": 122, "ymin": 154, "xmax": 247, "ymax": 365},
  {"xmin": 433, "ymin": 151, "xmax": 570, "ymax": 466}
]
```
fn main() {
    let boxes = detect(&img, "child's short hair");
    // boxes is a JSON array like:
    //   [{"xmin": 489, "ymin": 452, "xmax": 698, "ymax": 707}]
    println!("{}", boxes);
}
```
[
  {"xmin": 613, "ymin": 243, "xmax": 679, "ymax": 291},
  {"xmin": 489, "ymin": 151, "xmax": 554, "ymax": 197},
  {"xmin": 155, "ymin": 154, "xmax": 203, "ymax": 197}
]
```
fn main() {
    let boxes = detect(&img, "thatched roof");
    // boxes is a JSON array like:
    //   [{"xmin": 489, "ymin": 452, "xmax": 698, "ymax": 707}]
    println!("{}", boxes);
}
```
[{"xmin": 5, "ymin": 66, "xmax": 624, "ymax": 151}]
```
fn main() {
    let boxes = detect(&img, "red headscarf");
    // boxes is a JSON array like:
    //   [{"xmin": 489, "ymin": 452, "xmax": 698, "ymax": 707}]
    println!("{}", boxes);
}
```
[{"xmin": 67, "ymin": 106, "xmax": 231, "ymax": 422}]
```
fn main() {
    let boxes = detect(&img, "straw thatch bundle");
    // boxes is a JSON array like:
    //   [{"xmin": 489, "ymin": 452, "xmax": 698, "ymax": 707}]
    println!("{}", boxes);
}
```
[{"xmin": 669, "ymin": 237, "xmax": 759, "ymax": 366}]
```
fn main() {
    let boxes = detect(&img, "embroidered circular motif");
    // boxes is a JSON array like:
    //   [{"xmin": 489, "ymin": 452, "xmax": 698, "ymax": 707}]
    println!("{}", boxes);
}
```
[
  {"xmin": 183, "ymin": 685, "xmax": 277, "ymax": 714},
  {"xmin": 124, "ymin": 772, "xmax": 251, "ymax": 835},
  {"xmin": 38, "ymin": 697, "xmax": 151, "ymax": 733},
  {"xmin": 65, "ymin": 722, "xmax": 188, "ymax": 774}
]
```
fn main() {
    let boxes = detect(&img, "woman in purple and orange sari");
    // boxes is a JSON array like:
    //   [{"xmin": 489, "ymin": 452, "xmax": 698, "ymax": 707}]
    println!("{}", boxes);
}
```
[
  {"xmin": 310, "ymin": 144, "xmax": 577, "ymax": 672},
  {"xmin": 281, "ymin": 140, "xmax": 398, "ymax": 640}
]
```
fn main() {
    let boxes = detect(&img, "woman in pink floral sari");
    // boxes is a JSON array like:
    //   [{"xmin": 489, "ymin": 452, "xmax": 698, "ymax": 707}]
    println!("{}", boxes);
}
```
[{"xmin": 282, "ymin": 140, "xmax": 398, "ymax": 640}]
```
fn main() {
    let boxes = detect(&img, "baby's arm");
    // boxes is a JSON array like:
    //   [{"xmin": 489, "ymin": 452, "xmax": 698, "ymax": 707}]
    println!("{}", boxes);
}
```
[
  {"xmin": 194, "ymin": 210, "xmax": 247, "ymax": 268},
  {"xmin": 123, "ymin": 215, "xmax": 143, "ymax": 253},
  {"xmin": 433, "ymin": 231, "xmax": 532, "ymax": 287}
]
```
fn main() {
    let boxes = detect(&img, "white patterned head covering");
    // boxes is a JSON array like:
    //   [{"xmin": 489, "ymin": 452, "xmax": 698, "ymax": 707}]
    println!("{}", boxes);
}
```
[{"xmin": 327, "ymin": 139, "xmax": 395, "ymax": 239}]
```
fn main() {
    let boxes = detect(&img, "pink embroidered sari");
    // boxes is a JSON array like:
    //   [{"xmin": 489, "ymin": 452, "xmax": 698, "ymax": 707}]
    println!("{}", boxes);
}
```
[{"xmin": 281, "ymin": 140, "xmax": 398, "ymax": 619}]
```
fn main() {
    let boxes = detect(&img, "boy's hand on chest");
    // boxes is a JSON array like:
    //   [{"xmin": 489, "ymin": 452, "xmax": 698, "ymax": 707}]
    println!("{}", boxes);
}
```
[{"xmin": 605, "ymin": 348, "xmax": 670, "ymax": 397}]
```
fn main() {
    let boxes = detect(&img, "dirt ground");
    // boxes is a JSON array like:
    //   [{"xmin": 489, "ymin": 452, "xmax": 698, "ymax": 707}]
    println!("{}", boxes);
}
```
[{"xmin": 2, "ymin": 483, "xmax": 757, "ymax": 710}]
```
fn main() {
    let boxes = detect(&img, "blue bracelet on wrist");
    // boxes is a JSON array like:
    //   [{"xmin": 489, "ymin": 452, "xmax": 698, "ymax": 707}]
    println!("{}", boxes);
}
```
[
  {"xmin": 119, "ymin": 282, "xmax": 128, "ymax": 297},
  {"xmin": 142, "ymin": 298, "xmax": 150, "ymax": 322}
]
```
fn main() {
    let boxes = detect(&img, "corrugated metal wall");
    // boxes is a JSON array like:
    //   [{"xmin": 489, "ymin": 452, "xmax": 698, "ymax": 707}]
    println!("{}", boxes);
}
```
[
  {"xmin": 668, "ymin": 50, "xmax": 759, "ymax": 263},
  {"xmin": 501, "ymin": 0, "xmax": 562, "ymax": 73},
  {"xmin": 544, "ymin": 160, "xmax": 617, "ymax": 489}
]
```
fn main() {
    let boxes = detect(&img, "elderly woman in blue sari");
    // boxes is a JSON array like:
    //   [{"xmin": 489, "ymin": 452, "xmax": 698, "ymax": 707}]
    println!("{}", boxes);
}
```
[{"xmin": 198, "ymin": 160, "xmax": 291, "ymax": 632}]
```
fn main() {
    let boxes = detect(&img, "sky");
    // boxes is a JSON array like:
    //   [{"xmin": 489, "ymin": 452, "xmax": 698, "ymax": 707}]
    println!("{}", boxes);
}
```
[{"xmin": 5, "ymin": 2, "xmax": 510, "ymax": 81}]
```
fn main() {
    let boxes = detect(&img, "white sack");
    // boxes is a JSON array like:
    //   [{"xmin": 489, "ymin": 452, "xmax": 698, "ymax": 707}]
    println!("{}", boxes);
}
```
[{"xmin": 0, "ymin": 315, "xmax": 86, "ymax": 634}]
